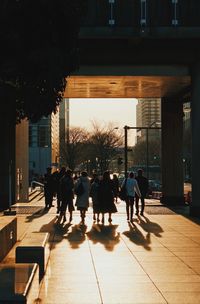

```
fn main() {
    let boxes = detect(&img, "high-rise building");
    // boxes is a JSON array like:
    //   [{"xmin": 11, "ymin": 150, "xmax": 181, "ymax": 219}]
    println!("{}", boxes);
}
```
[
  {"xmin": 59, "ymin": 98, "xmax": 69, "ymax": 166},
  {"xmin": 29, "ymin": 110, "xmax": 60, "ymax": 180},
  {"xmin": 136, "ymin": 98, "xmax": 161, "ymax": 142},
  {"xmin": 136, "ymin": 98, "xmax": 161, "ymax": 127}
]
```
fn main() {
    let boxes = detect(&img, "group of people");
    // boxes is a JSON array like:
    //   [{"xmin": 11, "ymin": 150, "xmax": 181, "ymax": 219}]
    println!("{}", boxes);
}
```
[{"xmin": 43, "ymin": 166, "xmax": 149, "ymax": 224}]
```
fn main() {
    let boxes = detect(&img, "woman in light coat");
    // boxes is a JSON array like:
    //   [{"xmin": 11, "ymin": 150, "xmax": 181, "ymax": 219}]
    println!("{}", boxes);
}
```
[{"xmin": 75, "ymin": 171, "xmax": 91, "ymax": 223}]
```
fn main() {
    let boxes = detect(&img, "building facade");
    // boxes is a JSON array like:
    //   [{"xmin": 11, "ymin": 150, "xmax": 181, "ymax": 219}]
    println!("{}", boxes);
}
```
[
  {"xmin": 29, "ymin": 110, "xmax": 60, "ymax": 181},
  {"xmin": 59, "ymin": 98, "xmax": 69, "ymax": 166},
  {"xmin": 136, "ymin": 98, "xmax": 161, "ymax": 142}
]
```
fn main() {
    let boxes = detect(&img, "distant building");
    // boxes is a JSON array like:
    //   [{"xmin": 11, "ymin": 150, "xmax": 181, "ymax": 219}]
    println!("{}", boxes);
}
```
[
  {"xmin": 59, "ymin": 98, "xmax": 69, "ymax": 166},
  {"xmin": 136, "ymin": 98, "xmax": 161, "ymax": 142},
  {"xmin": 29, "ymin": 110, "xmax": 59, "ymax": 180}
]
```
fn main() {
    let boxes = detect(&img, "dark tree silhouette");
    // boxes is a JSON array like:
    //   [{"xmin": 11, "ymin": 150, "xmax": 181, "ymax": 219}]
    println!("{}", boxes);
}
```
[
  {"xmin": 60, "ymin": 126, "xmax": 89, "ymax": 171},
  {"xmin": 0, "ymin": 1, "xmax": 88, "ymax": 210},
  {"xmin": 0, "ymin": 0, "xmax": 88, "ymax": 122},
  {"xmin": 87, "ymin": 122, "xmax": 123, "ymax": 174}
]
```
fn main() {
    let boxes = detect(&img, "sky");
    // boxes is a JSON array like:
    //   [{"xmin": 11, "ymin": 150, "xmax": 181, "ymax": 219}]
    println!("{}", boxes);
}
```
[{"xmin": 69, "ymin": 98, "xmax": 138, "ymax": 145}]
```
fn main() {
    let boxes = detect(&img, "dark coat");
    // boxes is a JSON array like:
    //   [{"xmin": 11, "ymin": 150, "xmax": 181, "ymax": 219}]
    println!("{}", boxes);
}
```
[
  {"xmin": 98, "ymin": 179, "xmax": 117, "ymax": 213},
  {"xmin": 60, "ymin": 175, "xmax": 74, "ymax": 203},
  {"xmin": 135, "ymin": 176, "xmax": 149, "ymax": 197}
]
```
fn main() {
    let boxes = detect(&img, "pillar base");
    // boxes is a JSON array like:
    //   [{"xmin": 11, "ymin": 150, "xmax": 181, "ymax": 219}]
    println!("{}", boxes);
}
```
[
  {"xmin": 190, "ymin": 206, "xmax": 200, "ymax": 217},
  {"xmin": 3, "ymin": 210, "xmax": 17, "ymax": 216},
  {"xmin": 160, "ymin": 195, "xmax": 185, "ymax": 205}
]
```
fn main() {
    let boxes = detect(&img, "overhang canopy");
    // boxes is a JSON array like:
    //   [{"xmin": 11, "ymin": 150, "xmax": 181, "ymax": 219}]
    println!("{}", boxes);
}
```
[{"xmin": 64, "ymin": 65, "xmax": 190, "ymax": 99}]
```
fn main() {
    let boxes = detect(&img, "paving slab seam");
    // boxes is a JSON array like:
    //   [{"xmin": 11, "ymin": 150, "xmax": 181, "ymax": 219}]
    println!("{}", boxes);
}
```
[
  {"xmin": 87, "ymin": 237, "xmax": 104, "ymax": 304},
  {"xmin": 148, "ymin": 218, "xmax": 200, "ymax": 276},
  {"xmin": 120, "ymin": 225, "xmax": 168, "ymax": 304}
]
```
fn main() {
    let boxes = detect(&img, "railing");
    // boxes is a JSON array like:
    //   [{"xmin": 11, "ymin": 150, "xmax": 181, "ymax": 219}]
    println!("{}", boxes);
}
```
[
  {"xmin": 81, "ymin": 0, "xmax": 200, "ymax": 28},
  {"xmin": 30, "ymin": 181, "xmax": 44, "ymax": 192}
]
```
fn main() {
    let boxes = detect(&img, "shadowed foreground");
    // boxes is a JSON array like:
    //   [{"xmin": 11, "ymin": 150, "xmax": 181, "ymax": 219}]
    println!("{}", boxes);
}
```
[{"xmin": 3, "ymin": 199, "xmax": 200, "ymax": 304}]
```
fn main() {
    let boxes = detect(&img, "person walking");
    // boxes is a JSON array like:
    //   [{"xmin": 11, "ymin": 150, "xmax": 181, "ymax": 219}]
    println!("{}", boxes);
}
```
[
  {"xmin": 97, "ymin": 171, "xmax": 117, "ymax": 224},
  {"xmin": 112, "ymin": 174, "xmax": 120, "ymax": 203},
  {"xmin": 90, "ymin": 176, "xmax": 100, "ymax": 222},
  {"xmin": 44, "ymin": 167, "xmax": 55, "ymax": 208},
  {"xmin": 60, "ymin": 169, "xmax": 74, "ymax": 223},
  {"xmin": 75, "ymin": 171, "xmax": 91, "ymax": 224},
  {"xmin": 55, "ymin": 167, "xmax": 66, "ymax": 214},
  {"xmin": 135, "ymin": 169, "xmax": 149, "ymax": 216},
  {"xmin": 121, "ymin": 172, "xmax": 141, "ymax": 222}
]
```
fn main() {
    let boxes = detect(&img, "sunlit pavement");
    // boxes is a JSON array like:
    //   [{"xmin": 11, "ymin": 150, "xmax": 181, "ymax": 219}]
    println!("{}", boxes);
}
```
[{"xmin": 3, "ymin": 197, "xmax": 200, "ymax": 304}]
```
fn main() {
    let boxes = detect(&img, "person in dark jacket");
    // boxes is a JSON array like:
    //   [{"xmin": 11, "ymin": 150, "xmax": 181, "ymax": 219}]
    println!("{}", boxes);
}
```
[
  {"xmin": 60, "ymin": 169, "xmax": 74, "ymax": 223},
  {"xmin": 44, "ymin": 167, "xmax": 55, "ymax": 208},
  {"xmin": 135, "ymin": 169, "xmax": 149, "ymax": 216},
  {"xmin": 98, "ymin": 171, "xmax": 117, "ymax": 224},
  {"xmin": 112, "ymin": 174, "xmax": 120, "ymax": 203},
  {"xmin": 55, "ymin": 166, "xmax": 66, "ymax": 214}
]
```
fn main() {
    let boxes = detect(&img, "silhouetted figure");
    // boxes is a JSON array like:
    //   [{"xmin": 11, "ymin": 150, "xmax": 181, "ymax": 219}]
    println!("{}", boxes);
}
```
[
  {"xmin": 112, "ymin": 174, "xmax": 120, "ymax": 203},
  {"xmin": 55, "ymin": 167, "xmax": 66, "ymax": 214},
  {"xmin": 60, "ymin": 169, "xmax": 74, "ymax": 223},
  {"xmin": 75, "ymin": 171, "xmax": 91, "ymax": 224},
  {"xmin": 97, "ymin": 171, "xmax": 117, "ymax": 224},
  {"xmin": 135, "ymin": 169, "xmax": 149, "ymax": 216},
  {"xmin": 44, "ymin": 167, "xmax": 55, "ymax": 208},
  {"xmin": 121, "ymin": 172, "xmax": 141, "ymax": 221},
  {"xmin": 90, "ymin": 173, "xmax": 97, "ymax": 185},
  {"xmin": 90, "ymin": 176, "xmax": 100, "ymax": 222}
]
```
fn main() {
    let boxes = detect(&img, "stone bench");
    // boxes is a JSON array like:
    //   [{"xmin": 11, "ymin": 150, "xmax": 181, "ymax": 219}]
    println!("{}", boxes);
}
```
[
  {"xmin": 0, "ymin": 263, "xmax": 39, "ymax": 303},
  {"xmin": 0, "ymin": 216, "xmax": 17, "ymax": 261},
  {"xmin": 16, "ymin": 232, "xmax": 50, "ymax": 281}
]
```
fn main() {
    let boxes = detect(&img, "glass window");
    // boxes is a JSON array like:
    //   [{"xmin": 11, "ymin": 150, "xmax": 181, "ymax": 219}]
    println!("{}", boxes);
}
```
[{"xmin": 38, "ymin": 126, "xmax": 50, "ymax": 147}]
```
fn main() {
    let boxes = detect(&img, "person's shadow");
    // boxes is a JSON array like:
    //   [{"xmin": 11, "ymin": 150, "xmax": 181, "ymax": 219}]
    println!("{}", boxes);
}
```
[
  {"xmin": 36, "ymin": 217, "xmax": 72, "ymax": 250},
  {"xmin": 138, "ymin": 215, "xmax": 164, "ymax": 237},
  {"xmin": 25, "ymin": 206, "xmax": 49, "ymax": 223},
  {"xmin": 123, "ymin": 222, "xmax": 151, "ymax": 251},
  {"xmin": 66, "ymin": 223, "xmax": 87, "ymax": 249},
  {"xmin": 86, "ymin": 223, "xmax": 120, "ymax": 251}
]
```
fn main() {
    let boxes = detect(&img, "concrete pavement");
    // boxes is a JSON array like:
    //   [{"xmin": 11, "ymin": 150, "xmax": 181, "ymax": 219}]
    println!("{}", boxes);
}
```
[{"xmin": 2, "ymin": 196, "xmax": 200, "ymax": 304}]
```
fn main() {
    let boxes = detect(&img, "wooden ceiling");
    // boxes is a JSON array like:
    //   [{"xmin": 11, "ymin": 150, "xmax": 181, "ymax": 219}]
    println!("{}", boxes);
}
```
[{"xmin": 64, "ymin": 76, "xmax": 191, "ymax": 99}]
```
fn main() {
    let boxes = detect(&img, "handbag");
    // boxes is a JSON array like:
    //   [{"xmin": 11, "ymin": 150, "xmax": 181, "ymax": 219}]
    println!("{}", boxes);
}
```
[
  {"xmin": 119, "ymin": 178, "xmax": 127, "ymax": 201},
  {"xmin": 75, "ymin": 181, "xmax": 84, "ymax": 196}
]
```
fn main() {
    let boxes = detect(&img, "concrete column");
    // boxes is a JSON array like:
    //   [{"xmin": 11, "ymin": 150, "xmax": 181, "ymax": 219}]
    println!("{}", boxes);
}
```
[
  {"xmin": 190, "ymin": 62, "xmax": 200, "ymax": 216},
  {"xmin": 16, "ymin": 120, "xmax": 29, "ymax": 202},
  {"xmin": 0, "ymin": 109, "xmax": 16, "ymax": 210},
  {"xmin": 161, "ymin": 98, "xmax": 184, "ymax": 205}
]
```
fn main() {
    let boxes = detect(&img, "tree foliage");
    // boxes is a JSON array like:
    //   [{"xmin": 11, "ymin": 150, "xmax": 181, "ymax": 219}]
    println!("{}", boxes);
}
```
[
  {"xmin": 60, "ymin": 126, "xmax": 89, "ymax": 171},
  {"xmin": 132, "ymin": 138, "xmax": 161, "ymax": 166},
  {"xmin": 87, "ymin": 122, "xmax": 123, "ymax": 173},
  {"xmin": 60, "ymin": 122, "xmax": 123, "ymax": 174},
  {"xmin": 0, "ymin": 0, "xmax": 88, "ymax": 122}
]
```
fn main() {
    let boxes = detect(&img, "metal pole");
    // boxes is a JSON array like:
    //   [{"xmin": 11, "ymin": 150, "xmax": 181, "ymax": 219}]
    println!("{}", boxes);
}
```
[{"xmin": 124, "ymin": 126, "xmax": 128, "ymax": 178}]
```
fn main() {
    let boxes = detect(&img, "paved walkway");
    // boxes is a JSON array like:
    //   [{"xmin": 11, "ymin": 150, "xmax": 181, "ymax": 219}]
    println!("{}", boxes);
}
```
[{"xmin": 3, "ymin": 197, "xmax": 200, "ymax": 304}]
